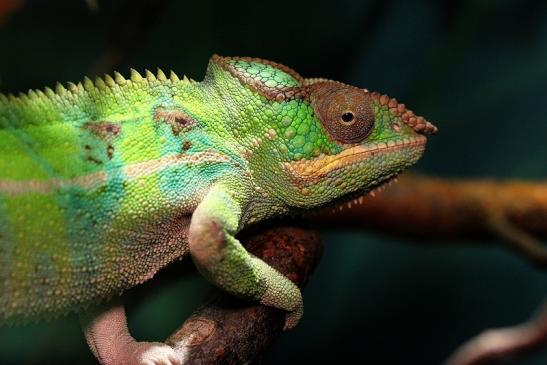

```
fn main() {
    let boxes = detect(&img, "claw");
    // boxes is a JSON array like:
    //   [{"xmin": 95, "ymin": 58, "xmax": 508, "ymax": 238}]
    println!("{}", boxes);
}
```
[{"xmin": 283, "ymin": 302, "xmax": 304, "ymax": 330}]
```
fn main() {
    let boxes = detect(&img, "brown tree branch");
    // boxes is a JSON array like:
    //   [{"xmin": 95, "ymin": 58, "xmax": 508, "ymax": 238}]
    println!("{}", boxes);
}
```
[
  {"xmin": 165, "ymin": 226, "xmax": 322, "ymax": 364},
  {"xmin": 445, "ymin": 301, "xmax": 547, "ymax": 365},
  {"xmin": 310, "ymin": 174, "xmax": 547, "ymax": 267}
]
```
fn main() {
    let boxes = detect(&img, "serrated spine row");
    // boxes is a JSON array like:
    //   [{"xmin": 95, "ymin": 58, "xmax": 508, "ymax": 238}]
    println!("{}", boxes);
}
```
[{"xmin": 0, "ymin": 68, "xmax": 196, "ymax": 105}]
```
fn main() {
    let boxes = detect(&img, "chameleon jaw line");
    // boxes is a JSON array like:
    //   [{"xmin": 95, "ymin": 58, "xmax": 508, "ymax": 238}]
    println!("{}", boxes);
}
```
[{"xmin": 284, "ymin": 134, "xmax": 426, "ymax": 179}]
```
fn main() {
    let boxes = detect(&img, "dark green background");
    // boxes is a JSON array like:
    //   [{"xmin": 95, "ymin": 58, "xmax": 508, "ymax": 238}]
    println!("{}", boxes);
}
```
[{"xmin": 1, "ymin": 0, "xmax": 546, "ymax": 364}]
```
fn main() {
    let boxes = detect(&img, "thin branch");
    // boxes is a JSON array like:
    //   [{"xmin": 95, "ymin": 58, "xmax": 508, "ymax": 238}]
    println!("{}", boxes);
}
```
[
  {"xmin": 445, "ymin": 301, "xmax": 547, "ymax": 365},
  {"xmin": 486, "ymin": 211, "xmax": 547, "ymax": 268},
  {"xmin": 310, "ymin": 174, "xmax": 547, "ymax": 267}
]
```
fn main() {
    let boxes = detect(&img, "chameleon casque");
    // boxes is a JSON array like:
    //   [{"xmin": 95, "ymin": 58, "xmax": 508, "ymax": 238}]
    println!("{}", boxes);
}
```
[{"xmin": 0, "ymin": 55, "xmax": 436, "ymax": 364}]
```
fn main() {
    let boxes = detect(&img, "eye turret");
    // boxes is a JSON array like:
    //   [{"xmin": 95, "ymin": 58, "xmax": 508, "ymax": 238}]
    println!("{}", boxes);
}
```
[{"xmin": 310, "ymin": 84, "xmax": 375, "ymax": 144}]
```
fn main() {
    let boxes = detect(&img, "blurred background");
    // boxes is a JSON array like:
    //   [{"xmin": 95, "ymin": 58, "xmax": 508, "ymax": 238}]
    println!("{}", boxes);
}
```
[{"xmin": 0, "ymin": 0, "xmax": 546, "ymax": 364}]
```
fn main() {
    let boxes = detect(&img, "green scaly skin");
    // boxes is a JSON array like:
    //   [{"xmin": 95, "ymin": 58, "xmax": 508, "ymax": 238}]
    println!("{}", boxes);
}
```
[{"xmin": 0, "ymin": 55, "xmax": 437, "ymax": 331}]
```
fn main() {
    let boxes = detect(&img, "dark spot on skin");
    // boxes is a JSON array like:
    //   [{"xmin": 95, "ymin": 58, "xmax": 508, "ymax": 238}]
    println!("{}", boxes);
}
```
[
  {"xmin": 153, "ymin": 108, "xmax": 196, "ymax": 136},
  {"xmin": 86, "ymin": 156, "xmax": 102, "ymax": 165},
  {"xmin": 107, "ymin": 145, "xmax": 115, "ymax": 160},
  {"xmin": 82, "ymin": 121, "xmax": 121, "ymax": 163},
  {"xmin": 171, "ymin": 121, "xmax": 185, "ymax": 136},
  {"xmin": 182, "ymin": 141, "xmax": 192, "ymax": 151},
  {"xmin": 83, "ymin": 121, "xmax": 121, "ymax": 140}
]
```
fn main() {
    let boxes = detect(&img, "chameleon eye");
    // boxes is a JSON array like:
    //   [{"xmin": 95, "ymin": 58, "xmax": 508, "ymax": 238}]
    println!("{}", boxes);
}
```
[{"xmin": 310, "ymin": 84, "xmax": 375, "ymax": 144}]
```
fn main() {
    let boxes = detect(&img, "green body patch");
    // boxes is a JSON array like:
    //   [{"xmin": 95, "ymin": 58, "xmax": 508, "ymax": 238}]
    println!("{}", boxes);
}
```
[{"xmin": 0, "ymin": 55, "xmax": 436, "ymax": 326}]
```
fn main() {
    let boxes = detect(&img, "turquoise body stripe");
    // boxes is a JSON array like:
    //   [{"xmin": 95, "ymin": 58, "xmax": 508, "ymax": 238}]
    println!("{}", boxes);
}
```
[{"xmin": 60, "ymin": 170, "xmax": 126, "ymax": 280}]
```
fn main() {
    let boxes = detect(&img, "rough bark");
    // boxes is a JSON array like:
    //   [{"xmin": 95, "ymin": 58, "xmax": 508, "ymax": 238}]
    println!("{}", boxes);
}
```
[{"xmin": 165, "ymin": 226, "xmax": 322, "ymax": 364}]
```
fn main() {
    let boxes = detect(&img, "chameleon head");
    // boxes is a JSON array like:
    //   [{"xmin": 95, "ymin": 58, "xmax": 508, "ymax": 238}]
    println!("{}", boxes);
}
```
[
  {"xmin": 210, "ymin": 56, "xmax": 437, "ymax": 209},
  {"xmin": 279, "ymin": 80, "xmax": 438, "ymax": 208}
]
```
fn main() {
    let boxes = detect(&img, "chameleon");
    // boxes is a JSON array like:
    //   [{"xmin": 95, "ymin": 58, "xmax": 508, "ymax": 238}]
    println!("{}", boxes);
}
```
[{"xmin": 0, "ymin": 55, "xmax": 437, "ymax": 364}]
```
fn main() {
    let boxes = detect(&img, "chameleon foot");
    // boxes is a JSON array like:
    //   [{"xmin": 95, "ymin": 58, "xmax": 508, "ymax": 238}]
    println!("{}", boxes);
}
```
[
  {"xmin": 253, "ymin": 256, "xmax": 304, "ymax": 330},
  {"xmin": 80, "ymin": 302, "xmax": 183, "ymax": 365},
  {"xmin": 123, "ymin": 341, "xmax": 182, "ymax": 365},
  {"xmin": 283, "ymin": 302, "xmax": 304, "ymax": 330}
]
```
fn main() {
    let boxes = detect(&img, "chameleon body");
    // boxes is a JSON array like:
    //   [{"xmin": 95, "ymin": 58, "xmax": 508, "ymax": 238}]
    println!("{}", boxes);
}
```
[{"xmin": 0, "ymin": 55, "xmax": 436, "ymax": 332}]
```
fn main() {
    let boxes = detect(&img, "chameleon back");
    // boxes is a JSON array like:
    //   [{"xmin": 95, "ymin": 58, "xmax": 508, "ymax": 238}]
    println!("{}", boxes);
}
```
[{"xmin": 0, "ymin": 72, "xmax": 221, "ymax": 323}]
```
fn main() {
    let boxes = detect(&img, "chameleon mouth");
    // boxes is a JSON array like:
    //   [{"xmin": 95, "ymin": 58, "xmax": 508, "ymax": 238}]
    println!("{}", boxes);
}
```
[
  {"xmin": 283, "ymin": 134, "xmax": 427, "ymax": 180},
  {"xmin": 311, "ymin": 173, "xmax": 399, "ymax": 214}
]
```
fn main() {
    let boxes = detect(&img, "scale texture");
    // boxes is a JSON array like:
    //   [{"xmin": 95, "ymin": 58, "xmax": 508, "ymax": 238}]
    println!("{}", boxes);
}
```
[{"xmin": 0, "ymin": 55, "xmax": 436, "ymax": 325}]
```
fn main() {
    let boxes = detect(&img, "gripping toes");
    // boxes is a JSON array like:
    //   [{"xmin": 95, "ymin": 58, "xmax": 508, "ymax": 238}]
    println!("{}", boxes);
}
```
[
  {"xmin": 283, "ymin": 301, "xmax": 304, "ymax": 330},
  {"xmin": 253, "ymin": 257, "xmax": 304, "ymax": 330},
  {"xmin": 131, "ymin": 342, "xmax": 183, "ymax": 365}
]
